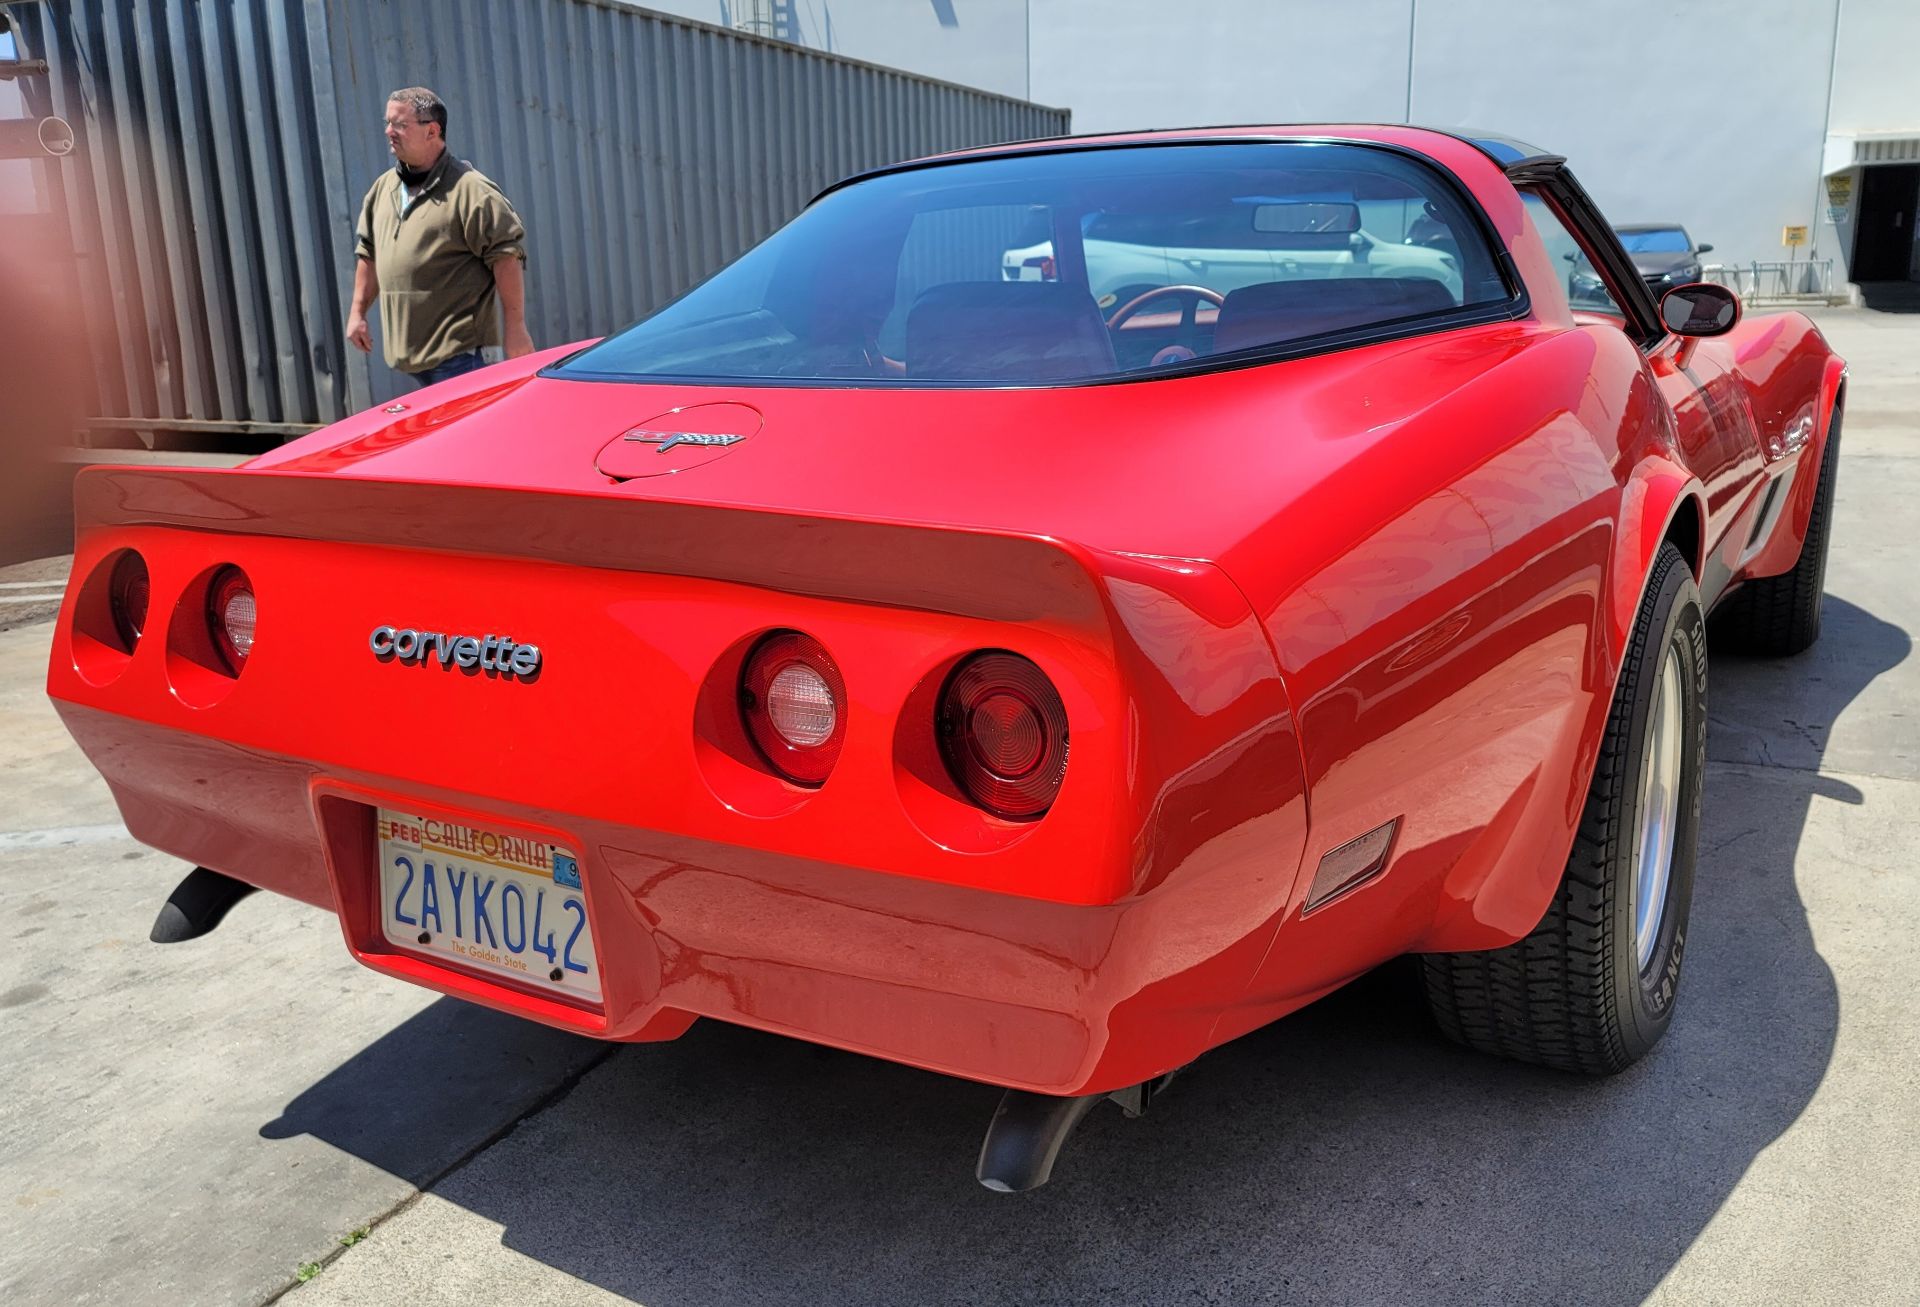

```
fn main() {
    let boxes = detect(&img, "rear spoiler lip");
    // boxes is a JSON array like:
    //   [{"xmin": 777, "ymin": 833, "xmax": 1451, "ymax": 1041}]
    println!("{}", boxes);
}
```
[{"xmin": 73, "ymin": 465, "xmax": 1112, "ymax": 630}]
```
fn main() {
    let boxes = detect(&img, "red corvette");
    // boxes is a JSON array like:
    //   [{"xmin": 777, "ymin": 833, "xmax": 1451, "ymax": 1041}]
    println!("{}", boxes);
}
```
[{"xmin": 49, "ymin": 126, "xmax": 1844, "ymax": 1190}]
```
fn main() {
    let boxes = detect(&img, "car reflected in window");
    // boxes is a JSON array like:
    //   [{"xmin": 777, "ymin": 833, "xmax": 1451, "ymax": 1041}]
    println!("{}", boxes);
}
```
[{"xmin": 554, "ymin": 142, "xmax": 1515, "ymax": 387}]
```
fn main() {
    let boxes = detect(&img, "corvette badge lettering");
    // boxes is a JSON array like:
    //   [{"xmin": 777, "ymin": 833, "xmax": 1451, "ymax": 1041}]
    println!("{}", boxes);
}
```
[
  {"xmin": 370, "ymin": 626, "xmax": 541, "ymax": 678},
  {"xmin": 621, "ymin": 428, "xmax": 745, "ymax": 453}
]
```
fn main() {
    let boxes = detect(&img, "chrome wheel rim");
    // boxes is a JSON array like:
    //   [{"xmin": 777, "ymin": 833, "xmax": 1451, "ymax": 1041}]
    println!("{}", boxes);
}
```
[{"xmin": 1633, "ymin": 648, "xmax": 1686, "ymax": 972}]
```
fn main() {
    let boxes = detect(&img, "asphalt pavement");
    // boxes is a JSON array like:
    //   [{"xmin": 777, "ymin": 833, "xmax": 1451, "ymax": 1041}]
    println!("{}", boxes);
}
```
[{"xmin": 1, "ymin": 307, "xmax": 1915, "ymax": 1306}]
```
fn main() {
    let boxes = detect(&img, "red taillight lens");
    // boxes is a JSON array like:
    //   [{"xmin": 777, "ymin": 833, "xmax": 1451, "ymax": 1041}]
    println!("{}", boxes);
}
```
[
  {"xmin": 937, "ymin": 652, "xmax": 1068, "ymax": 820},
  {"xmin": 108, "ymin": 552, "xmax": 150, "ymax": 650},
  {"xmin": 207, "ymin": 565, "xmax": 255, "ymax": 674},
  {"xmin": 740, "ymin": 631, "xmax": 845, "ymax": 785}
]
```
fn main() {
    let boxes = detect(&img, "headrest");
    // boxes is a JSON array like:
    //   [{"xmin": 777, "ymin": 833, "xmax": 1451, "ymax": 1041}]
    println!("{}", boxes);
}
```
[
  {"xmin": 1212, "ymin": 277, "xmax": 1457, "ymax": 355},
  {"xmin": 905, "ymin": 282, "xmax": 1117, "ymax": 382}
]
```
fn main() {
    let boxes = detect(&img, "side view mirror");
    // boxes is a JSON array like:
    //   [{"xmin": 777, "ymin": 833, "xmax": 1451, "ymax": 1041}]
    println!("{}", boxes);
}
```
[
  {"xmin": 1695, "ymin": 242, "xmax": 1714, "ymax": 254},
  {"xmin": 1660, "ymin": 282, "xmax": 1740, "ymax": 337},
  {"xmin": 1661, "ymin": 282, "xmax": 1740, "ymax": 366}
]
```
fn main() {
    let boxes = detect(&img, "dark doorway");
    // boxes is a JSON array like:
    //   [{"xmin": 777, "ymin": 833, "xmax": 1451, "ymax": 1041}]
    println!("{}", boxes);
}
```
[{"xmin": 1852, "ymin": 164, "xmax": 1920, "ymax": 282}]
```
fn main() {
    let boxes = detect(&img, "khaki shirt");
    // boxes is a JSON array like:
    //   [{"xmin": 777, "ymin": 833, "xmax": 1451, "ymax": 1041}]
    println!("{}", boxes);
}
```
[{"xmin": 355, "ymin": 151, "xmax": 526, "ymax": 374}]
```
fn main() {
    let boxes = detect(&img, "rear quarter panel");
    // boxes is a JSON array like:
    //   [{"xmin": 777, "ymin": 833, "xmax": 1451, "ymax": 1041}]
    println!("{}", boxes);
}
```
[{"xmin": 1210, "ymin": 318, "xmax": 1679, "ymax": 1028}]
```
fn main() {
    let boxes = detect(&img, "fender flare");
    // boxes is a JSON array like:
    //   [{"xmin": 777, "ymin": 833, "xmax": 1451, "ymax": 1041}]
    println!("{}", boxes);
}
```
[
  {"xmin": 1604, "ymin": 455, "xmax": 1707, "ymax": 676},
  {"xmin": 1818, "ymin": 357, "xmax": 1848, "ymax": 439}
]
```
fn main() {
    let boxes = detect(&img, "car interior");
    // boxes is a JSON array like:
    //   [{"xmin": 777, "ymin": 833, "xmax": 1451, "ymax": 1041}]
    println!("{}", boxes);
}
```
[
  {"xmin": 877, "ymin": 183, "xmax": 1495, "ymax": 380},
  {"xmin": 559, "ymin": 144, "xmax": 1517, "ymax": 386},
  {"xmin": 891, "ymin": 274, "xmax": 1466, "ymax": 382}
]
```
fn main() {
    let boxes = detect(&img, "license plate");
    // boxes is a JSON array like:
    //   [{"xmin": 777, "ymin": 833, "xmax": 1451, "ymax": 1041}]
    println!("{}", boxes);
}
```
[{"xmin": 376, "ymin": 807, "xmax": 600, "ymax": 1001}]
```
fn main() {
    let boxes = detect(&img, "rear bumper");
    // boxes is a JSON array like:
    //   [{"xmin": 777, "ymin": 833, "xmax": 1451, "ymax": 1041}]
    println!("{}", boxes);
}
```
[
  {"xmin": 46, "ymin": 477, "xmax": 1311, "ymax": 1094},
  {"xmin": 59, "ymin": 705, "xmax": 1300, "ymax": 1095}
]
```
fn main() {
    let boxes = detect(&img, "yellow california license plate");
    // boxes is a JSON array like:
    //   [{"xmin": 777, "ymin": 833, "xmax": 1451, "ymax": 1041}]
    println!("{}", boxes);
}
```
[{"xmin": 376, "ymin": 808, "xmax": 600, "ymax": 1001}]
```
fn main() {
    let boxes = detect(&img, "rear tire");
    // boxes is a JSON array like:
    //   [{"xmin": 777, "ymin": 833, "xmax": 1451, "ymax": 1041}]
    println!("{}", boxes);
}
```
[
  {"xmin": 1710, "ymin": 405, "xmax": 1841, "ymax": 657},
  {"xmin": 1421, "ymin": 542, "xmax": 1707, "ymax": 1075}
]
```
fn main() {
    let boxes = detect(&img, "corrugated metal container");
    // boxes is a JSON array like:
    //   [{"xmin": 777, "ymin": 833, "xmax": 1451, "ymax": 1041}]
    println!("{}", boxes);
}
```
[{"xmin": 4, "ymin": 0, "xmax": 1069, "ymax": 438}]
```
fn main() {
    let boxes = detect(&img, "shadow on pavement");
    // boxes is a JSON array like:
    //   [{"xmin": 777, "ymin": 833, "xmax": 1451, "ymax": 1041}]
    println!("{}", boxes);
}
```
[
  {"xmin": 257, "ymin": 1000, "xmax": 608, "ymax": 1186},
  {"xmin": 264, "ymin": 596, "xmax": 1907, "ymax": 1305}
]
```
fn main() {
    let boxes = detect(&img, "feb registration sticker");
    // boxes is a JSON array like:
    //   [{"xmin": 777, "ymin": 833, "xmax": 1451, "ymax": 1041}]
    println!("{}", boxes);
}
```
[{"xmin": 377, "ymin": 808, "xmax": 600, "ymax": 1001}]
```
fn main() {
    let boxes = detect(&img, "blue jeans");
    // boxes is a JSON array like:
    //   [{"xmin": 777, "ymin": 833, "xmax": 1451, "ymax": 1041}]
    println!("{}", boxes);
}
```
[{"xmin": 403, "ymin": 349, "xmax": 486, "ymax": 389}]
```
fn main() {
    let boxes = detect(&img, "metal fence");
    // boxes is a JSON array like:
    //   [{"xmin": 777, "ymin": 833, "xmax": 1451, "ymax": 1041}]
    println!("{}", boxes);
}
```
[
  {"xmin": 1703, "ymin": 259, "xmax": 1843, "ymax": 304},
  {"xmin": 4, "ymin": 0, "xmax": 1070, "ymax": 440}
]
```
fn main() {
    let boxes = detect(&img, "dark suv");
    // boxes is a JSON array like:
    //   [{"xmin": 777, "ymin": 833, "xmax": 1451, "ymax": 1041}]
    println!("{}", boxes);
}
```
[{"xmin": 1615, "ymin": 223, "xmax": 1714, "ymax": 293}]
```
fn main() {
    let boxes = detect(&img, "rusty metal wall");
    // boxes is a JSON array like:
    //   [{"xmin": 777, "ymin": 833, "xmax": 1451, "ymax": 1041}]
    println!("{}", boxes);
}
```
[{"xmin": 5, "ymin": 0, "xmax": 1069, "ymax": 436}]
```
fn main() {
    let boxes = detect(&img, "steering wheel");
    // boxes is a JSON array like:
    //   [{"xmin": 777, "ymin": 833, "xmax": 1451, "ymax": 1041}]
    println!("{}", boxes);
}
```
[{"xmin": 1106, "ymin": 284, "xmax": 1226, "ymax": 330}]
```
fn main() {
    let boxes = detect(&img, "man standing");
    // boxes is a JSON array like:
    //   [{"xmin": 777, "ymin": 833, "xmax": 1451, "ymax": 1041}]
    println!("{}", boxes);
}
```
[{"xmin": 345, "ymin": 87, "xmax": 533, "ymax": 388}]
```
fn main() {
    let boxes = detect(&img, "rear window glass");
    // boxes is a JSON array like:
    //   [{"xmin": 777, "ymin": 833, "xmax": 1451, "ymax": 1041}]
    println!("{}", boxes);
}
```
[{"xmin": 554, "ymin": 142, "xmax": 1513, "ymax": 387}]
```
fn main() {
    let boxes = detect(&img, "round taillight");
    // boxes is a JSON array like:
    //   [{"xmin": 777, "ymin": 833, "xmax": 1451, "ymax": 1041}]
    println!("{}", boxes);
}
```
[
  {"xmin": 207, "ymin": 566, "xmax": 255, "ymax": 674},
  {"xmin": 109, "ymin": 551, "xmax": 150, "ymax": 650},
  {"xmin": 740, "ymin": 631, "xmax": 845, "ymax": 785},
  {"xmin": 937, "ymin": 652, "xmax": 1069, "ymax": 820}
]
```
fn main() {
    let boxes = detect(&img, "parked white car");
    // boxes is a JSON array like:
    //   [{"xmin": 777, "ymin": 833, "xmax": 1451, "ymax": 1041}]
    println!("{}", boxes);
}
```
[{"xmin": 1003, "ymin": 206, "xmax": 1464, "ymax": 306}]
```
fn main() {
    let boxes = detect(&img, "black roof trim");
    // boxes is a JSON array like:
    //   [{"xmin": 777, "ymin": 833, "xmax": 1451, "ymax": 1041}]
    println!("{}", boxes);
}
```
[
  {"xmin": 810, "ymin": 125, "xmax": 1559, "ymax": 202},
  {"xmin": 809, "ymin": 133, "xmax": 1327, "ymax": 207},
  {"xmin": 1452, "ymin": 132, "xmax": 1553, "ymax": 167},
  {"xmin": 811, "ymin": 124, "xmax": 1558, "ymax": 208},
  {"xmin": 1503, "ymin": 155, "xmax": 1570, "ymax": 185}
]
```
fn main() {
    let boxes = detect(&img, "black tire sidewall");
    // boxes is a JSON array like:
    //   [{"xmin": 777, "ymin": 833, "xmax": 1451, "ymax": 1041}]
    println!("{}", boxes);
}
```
[
  {"xmin": 1798, "ymin": 403, "xmax": 1842, "ymax": 635},
  {"xmin": 1610, "ymin": 548, "xmax": 1708, "ymax": 1055}
]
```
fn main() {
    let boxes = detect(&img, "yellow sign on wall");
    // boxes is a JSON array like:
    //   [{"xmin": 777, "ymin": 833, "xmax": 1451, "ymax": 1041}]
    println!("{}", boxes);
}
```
[
  {"xmin": 1782, "ymin": 225, "xmax": 1809, "ymax": 247},
  {"xmin": 1826, "ymin": 173, "xmax": 1854, "ymax": 224}
]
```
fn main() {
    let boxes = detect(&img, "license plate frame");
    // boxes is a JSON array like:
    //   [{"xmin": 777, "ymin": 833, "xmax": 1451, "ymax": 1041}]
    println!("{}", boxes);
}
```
[{"xmin": 375, "ymin": 806, "xmax": 601, "ymax": 1002}]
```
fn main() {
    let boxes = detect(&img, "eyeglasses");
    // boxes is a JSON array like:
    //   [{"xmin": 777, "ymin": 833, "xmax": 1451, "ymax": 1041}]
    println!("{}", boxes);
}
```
[{"xmin": 382, "ymin": 117, "xmax": 428, "ymax": 132}]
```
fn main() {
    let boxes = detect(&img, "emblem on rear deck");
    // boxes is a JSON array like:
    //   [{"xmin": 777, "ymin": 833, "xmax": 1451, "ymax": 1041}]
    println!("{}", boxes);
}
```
[
  {"xmin": 369, "ymin": 626, "xmax": 542, "ymax": 680},
  {"xmin": 621, "ymin": 428, "xmax": 745, "ymax": 454}
]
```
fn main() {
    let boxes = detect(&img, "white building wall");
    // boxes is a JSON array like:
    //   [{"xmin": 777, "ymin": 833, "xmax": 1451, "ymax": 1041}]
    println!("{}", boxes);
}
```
[
  {"xmin": 633, "ymin": 0, "xmax": 1919, "ymax": 280},
  {"xmin": 1028, "ymin": 0, "xmax": 1415, "ymax": 129},
  {"xmin": 1031, "ymin": 0, "xmax": 1857, "ymax": 272},
  {"xmin": 1406, "ymin": 1, "xmax": 1842, "ymax": 274},
  {"xmin": 1828, "ymin": 1, "xmax": 1920, "ymax": 134}
]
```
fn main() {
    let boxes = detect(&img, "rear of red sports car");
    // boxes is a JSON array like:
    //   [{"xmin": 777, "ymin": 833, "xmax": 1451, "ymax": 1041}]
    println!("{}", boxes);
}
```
[
  {"xmin": 48, "ymin": 372, "xmax": 1312, "ymax": 1100},
  {"xmin": 48, "ymin": 125, "xmax": 1842, "ymax": 1190}
]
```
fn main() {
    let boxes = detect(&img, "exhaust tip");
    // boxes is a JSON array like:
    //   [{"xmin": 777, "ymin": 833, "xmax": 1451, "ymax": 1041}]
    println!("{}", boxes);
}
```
[{"xmin": 150, "ymin": 866, "xmax": 257, "ymax": 943}]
